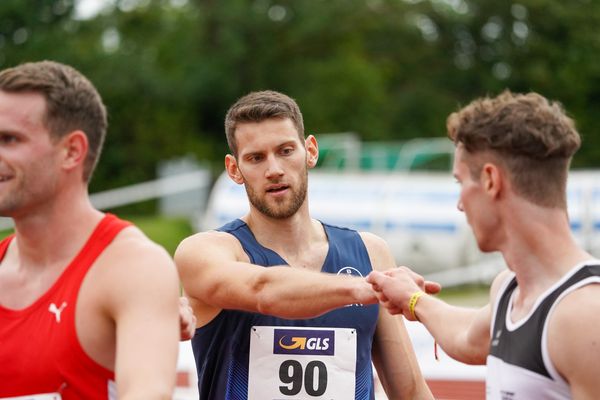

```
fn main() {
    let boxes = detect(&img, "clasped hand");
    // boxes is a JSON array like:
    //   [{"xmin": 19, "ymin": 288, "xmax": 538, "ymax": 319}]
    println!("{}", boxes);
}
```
[{"xmin": 366, "ymin": 267, "xmax": 441, "ymax": 321}]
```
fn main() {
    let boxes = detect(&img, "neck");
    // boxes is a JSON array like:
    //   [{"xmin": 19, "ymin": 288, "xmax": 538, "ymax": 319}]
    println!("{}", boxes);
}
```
[
  {"xmin": 243, "ymin": 204, "xmax": 325, "ymax": 255},
  {"xmin": 10, "ymin": 187, "xmax": 104, "ymax": 271},
  {"xmin": 499, "ymin": 201, "xmax": 592, "ymax": 298}
]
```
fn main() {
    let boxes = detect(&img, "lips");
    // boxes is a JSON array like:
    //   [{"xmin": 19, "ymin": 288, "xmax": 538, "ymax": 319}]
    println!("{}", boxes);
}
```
[{"xmin": 266, "ymin": 184, "xmax": 289, "ymax": 193}]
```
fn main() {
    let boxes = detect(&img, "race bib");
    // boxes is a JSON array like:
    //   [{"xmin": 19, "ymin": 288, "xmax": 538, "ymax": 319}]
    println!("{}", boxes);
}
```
[
  {"xmin": 1, "ymin": 394, "xmax": 62, "ymax": 400},
  {"xmin": 248, "ymin": 326, "xmax": 357, "ymax": 399}
]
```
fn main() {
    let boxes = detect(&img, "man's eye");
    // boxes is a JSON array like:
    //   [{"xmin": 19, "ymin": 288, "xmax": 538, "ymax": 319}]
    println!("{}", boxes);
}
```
[{"xmin": 0, "ymin": 134, "xmax": 17, "ymax": 144}]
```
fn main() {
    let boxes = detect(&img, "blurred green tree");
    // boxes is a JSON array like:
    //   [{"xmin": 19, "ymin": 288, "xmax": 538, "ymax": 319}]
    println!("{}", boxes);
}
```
[{"xmin": 1, "ymin": 0, "xmax": 599, "ymax": 196}]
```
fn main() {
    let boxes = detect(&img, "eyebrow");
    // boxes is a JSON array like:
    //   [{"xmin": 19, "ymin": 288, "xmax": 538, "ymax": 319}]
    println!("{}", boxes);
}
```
[
  {"xmin": 242, "ymin": 139, "xmax": 298, "ymax": 155},
  {"xmin": 277, "ymin": 140, "xmax": 298, "ymax": 148}
]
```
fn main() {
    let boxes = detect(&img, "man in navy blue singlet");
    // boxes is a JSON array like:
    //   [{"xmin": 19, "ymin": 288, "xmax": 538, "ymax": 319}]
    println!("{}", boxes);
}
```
[
  {"xmin": 368, "ymin": 91, "xmax": 600, "ymax": 399},
  {"xmin": 175, "ymin": 90, "xmax": 439, "ymax": 400}
]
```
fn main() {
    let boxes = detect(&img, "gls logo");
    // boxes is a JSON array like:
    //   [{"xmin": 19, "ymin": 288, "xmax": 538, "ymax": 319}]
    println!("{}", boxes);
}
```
[
  {"xmin": 273, "ymin": 329, "xmax": 335, "ymax": 356},
  {"xmin": 279, "ymin": 336, "xmax": 330, "ymax": 351}
]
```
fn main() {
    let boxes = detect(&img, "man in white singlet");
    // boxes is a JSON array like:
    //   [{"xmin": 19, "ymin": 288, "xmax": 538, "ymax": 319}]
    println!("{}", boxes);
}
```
[{"xmin": 368, "ymin": 91, "xmax": 600, "ymax": 399}]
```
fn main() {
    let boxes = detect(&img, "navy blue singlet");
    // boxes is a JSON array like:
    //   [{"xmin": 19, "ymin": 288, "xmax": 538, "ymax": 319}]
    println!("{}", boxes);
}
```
[{"xmin": 191, "ymin": 219, "xmax": 380, "ymax": 400}]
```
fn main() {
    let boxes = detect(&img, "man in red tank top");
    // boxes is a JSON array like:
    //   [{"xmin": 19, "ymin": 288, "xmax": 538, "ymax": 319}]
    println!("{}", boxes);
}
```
[{"xmin": 0, "ymin": 61, "xmax": 184, "ymax": 399}]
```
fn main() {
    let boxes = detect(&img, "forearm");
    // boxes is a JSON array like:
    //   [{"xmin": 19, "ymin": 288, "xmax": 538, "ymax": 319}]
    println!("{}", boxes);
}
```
[
  {"xmin": 219, "ymin": 265, "xmax": 375, "ymax": 318},
  {"xmin": 416, "ymin": 295, "xmax": 488, "ymax": 364}
]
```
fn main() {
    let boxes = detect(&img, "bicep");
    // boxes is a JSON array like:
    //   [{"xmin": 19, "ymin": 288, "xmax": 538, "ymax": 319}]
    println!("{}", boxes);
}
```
[
  {"xmin": 174, "ymin": 232, "xmax": 277, "ymax": 311},
  {"xmin": 174, "ymin": 233, "xmax": 248, "ymax": 301}
]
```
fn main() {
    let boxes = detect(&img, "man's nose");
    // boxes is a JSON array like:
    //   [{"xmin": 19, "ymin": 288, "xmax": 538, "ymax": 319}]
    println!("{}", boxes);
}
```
[{"xmin": 265, "ymin": 155, "xmax": 284, "ymax": 178}]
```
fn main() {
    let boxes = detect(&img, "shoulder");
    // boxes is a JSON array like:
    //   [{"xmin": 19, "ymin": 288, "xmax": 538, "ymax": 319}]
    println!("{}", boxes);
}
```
[
  {"xmin": 84, "ymin": 225, "xmax": 180, "ymax": 314},
  {"xmin": 358, "ymin": 231, "xmax": 389, "ymax": 253},
  {"xmin": 106, "ymin": 225, "xmax": 174, "ymax": 269},
  {"xmin": 548, "ymin": 283, "xmax": 600, "ymax": 386},
  {"xmin": 174, "ymin": 230, "xmax": 247, "ymax": 270},
  {"xmin": 96, "ymin": 226, "xmax": 178, "ymax": 285},
  {"xmin": 177, "ymin": 230, "xmax": 240, "ymax": 252},
  {"xmin": 549, "ymin": 283, "xmax": 600, "ymax": 337},
  {"xmin": 358, "ymin": 231, "xmax": 395, "ymax": 271}
]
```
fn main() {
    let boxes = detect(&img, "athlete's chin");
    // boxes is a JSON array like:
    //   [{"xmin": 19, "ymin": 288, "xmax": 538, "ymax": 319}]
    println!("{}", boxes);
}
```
[
  {"xmin": 475, "ymin": 238, "xmax": 497, "ymax": 253},
  {"xmin": 265, "ymin": 208, "xmax": 297, "ymax": 220},
  {"xmin": 0, "ymin": 202, "xmax": 17, "ymax": 217}
]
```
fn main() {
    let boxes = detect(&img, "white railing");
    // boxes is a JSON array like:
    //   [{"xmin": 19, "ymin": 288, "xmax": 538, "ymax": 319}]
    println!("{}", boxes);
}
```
[{"xmin": 0, "ymin": 169, "xmax": 212, "ymax": 231}]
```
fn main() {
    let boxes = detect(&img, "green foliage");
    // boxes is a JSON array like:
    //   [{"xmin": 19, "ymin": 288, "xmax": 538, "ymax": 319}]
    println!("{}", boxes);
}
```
[
  {"xmin": 124, "ymin": 214, "xmax": 193, "ymax": 255},
  {"xmin": 1, "ymin": 0, "xmax": 599, "ymax": 191},
  {"xmin": 0, "ymin": 229, "xmax": 13, "ymax": 241}
]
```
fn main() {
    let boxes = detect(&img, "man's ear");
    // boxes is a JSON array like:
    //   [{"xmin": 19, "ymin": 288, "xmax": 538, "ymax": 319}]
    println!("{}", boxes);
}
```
[
  {"xmin": 225, "ymin": 154, "xmax": 244, "ymax": 184},
  {"xmin": 60, "ymin": 130, "xmax": 88, "ymax": 172},
  {"xmin": 305, "ymin": 135, "xmax": 319, "ymax": 169},
  {"xmin": 481, "ymin": 162, "xmax": 502, "ymax": 199}
]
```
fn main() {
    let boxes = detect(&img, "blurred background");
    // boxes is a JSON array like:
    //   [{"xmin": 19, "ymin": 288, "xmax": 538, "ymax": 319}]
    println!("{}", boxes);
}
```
[
  {"xmin": 2, "ymin": 0, "xmax": 600, "ymax": 398},
  {"xmin": 2, "ymin": 0, "xmax": 599, "ymax": 194}
]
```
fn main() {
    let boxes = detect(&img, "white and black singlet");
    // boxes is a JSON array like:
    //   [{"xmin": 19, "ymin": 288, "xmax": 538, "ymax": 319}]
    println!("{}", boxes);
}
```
[{"xmin": 486, "ymin": 260, "xmax": 600, "ymax": 400}]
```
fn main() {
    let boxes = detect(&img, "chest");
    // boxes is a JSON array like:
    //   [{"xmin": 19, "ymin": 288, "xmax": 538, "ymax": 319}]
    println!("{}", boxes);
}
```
[
  {"xmin": 0, "ymin": 284, "xmax": 78, "ymax": 392},
  {"xmin": 278, "ymin": 242, "xmax": 329, "ymax": 271},
  {"xmin": 0, "ymin": 263, "xmax": 65, "ymax": 309}
]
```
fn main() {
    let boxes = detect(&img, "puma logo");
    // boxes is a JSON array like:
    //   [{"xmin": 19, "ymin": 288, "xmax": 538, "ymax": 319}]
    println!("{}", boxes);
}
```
[{"xmin": 48, "ymin": 302, "xmax": 68, "ymax": 323}]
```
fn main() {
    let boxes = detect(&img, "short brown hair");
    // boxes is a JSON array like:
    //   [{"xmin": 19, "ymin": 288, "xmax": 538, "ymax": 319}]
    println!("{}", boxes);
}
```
[
  {"xmin": 224, "ymin": 90, "xmax": 304, "ymax": 157},
  {"xmin": 0, "ymin": 60, "xmax": 107, "ymax": 183},
  {"xmin": 447, "ymin": 90, "xmax": 581, "ymax": 208}
]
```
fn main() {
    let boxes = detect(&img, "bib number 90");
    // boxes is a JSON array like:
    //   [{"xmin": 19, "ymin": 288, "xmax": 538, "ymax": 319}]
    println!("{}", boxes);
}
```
[{"xmin": 279, "ymin": 360, "xmax": 328, "ymax": 396}]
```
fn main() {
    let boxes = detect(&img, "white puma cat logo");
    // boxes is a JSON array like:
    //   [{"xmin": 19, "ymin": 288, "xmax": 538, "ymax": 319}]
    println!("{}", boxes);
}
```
[{"xmin": 48, "ymin": 302, "xmax": 68, "ymax": 323}]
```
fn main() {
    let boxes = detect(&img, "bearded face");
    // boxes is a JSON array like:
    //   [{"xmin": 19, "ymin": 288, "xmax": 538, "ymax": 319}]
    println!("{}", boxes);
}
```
[{"xmin": 242, "ymin": 164, "xmax": 308, "ymax": 219}]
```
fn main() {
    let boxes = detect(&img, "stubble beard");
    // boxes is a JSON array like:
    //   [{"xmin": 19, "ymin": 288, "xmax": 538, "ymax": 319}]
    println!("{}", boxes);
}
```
[
  {"xmin": 244, "ymin": 169, "xmax": 308, "ymax": 220},
  {"xmin": 0, "ymin": 179, "xmax": 27, "ymax": 217},
  {"xmin": 0, "ymin": 166, "xmax": 58, "ymax": 218}
]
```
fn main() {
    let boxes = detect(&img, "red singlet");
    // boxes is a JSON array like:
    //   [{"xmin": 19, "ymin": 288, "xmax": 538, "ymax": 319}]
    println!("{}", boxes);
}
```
[{"xmin": 0, "ymin": 214, "xmax": 131, "ymax": 399}]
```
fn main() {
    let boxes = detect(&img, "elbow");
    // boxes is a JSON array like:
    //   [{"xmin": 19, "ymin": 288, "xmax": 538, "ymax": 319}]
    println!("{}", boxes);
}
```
[
  {"xmin": 250, "ymin": 273, "xmax": 278, "ymax": 315},
  {"xmin": 251, "ymin": 272, "xmax": 300, "ymax": 318},
  {"xmin": 447, "ymin": 344, "xmax": 488, "ymax": 365},
  {"xmin": 256, "ymin": 296, "xmax": 276, "ymax": 315},
  {"xmin": 254, "ymin": 286, "xmax": 279, "ymax": 316},
  {"xmin": 462, "ymin": 352, "xmax": 487, "ymax": 365},
  {"xmin": 445, "ymin": 332, "xmax": 489, "ymax": 365}
]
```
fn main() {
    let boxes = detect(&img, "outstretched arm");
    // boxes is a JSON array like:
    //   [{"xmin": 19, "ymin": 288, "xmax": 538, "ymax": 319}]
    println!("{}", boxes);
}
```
[
  {"xmin": 368, "ymin": 267, "xmax": 511, "ymax": 365},
  {"xmin": 175, "ymin": 231, "xmax": 378, "ymax": 324}
]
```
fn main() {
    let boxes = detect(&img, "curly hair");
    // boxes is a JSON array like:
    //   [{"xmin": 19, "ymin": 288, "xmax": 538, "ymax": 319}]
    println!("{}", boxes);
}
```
[{"xmin": 447, "ymin": 91, "xmax": 581, "ymax": 208}]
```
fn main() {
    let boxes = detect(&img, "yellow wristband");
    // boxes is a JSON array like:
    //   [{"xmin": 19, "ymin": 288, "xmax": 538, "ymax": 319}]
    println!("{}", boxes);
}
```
[{"xmin": 408, "ymin": 291, "xmax": 425, "ymax": 321}]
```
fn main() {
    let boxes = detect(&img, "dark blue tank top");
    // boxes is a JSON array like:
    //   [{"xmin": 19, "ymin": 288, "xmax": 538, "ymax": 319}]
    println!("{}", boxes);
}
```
[{"xmin": 191, "ymin": 219, "xmax": 380, "ymax": 400}]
